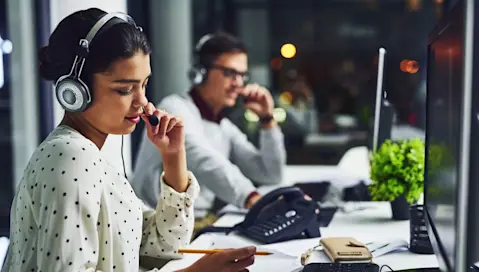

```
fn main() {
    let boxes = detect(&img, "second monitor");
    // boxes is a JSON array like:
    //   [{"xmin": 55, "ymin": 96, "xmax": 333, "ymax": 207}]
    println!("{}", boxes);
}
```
[{"xmin": 424, "ymin": 0, "xmax": 479, "ymax": 271}]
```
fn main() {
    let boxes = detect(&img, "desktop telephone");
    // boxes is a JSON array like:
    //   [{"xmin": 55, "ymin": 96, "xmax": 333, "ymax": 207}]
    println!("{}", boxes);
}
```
[{"xmin": 232, "ymin": 186, "xmax": 322, "ymax": 244}]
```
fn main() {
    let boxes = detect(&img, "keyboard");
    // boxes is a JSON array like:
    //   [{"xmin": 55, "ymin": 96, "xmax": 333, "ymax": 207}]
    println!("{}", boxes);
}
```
[
  {"xmin": 302, "ymin": 263, "xmax": 380, "ymax": 272},
  {"xmin": 317, "ymin": 207, "xmax": 337, "ymax": 227}
]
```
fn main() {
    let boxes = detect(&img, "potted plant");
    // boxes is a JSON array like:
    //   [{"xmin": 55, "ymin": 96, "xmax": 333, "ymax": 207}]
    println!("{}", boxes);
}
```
[{"xmin": 369, "ymin": 138, "xmax": 425, "ymax": 220}]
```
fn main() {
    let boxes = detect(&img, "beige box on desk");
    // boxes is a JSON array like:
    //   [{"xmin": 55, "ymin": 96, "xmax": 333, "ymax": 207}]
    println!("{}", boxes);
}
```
[{"xmin": 320, "ymin": 237, "xmax": 373, "ymax": 263}]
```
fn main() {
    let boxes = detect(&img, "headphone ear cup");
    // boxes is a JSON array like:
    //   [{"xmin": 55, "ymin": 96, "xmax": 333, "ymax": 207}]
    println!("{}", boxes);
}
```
[
  {"xmin": 188, "ymin": 66, "xmax": 207, "ymax": 85},
  {"xmin": 55, "ymin": 76, "xmax": 91, "ymax": 112}
]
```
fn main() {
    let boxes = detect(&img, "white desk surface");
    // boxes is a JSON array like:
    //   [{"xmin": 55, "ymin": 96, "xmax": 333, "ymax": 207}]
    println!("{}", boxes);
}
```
[
  {"xmin": 304, "ymin": 124, "xmax": 425, "ymax": 146},
  {"xmin": 284, "ymin": 146, "xmax": 371, "ymax": 186},
  {"xmin": 159, "ymin": 202, "xmax": 438, "ymax": 272}
]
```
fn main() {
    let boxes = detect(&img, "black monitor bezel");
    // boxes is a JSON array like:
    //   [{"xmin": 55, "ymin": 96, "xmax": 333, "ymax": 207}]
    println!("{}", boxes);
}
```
[{"xmin": 424, "ymin": 1, "xmax": 464, "ymax": 271}]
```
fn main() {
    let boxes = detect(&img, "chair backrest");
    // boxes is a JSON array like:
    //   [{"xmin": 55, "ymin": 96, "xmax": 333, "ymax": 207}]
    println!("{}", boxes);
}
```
[{"xmin": 338, "ymin": 146, "xmax": 370, "ymax": 181}]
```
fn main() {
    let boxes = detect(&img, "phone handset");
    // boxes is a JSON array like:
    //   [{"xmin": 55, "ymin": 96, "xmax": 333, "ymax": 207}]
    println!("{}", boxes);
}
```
[
  {"xmin": 196, "ymin": 186, "xmax": 322, "ymax": 244},
  {"xmin": 240, "ymin": 186, "xmax": 304, "ymax": 227}
]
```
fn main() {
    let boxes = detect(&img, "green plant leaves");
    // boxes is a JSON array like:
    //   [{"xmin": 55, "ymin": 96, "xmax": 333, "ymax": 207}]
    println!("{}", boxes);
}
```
[{"xmin": 369, "ymin": 138, "xmax": 425, "ymax": 204}]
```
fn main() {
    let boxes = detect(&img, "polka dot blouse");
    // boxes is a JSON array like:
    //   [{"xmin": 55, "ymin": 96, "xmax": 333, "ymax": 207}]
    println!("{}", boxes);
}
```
[{"xmin": 2, "ymin": 125, "xmax": 200, "ymax": 272}]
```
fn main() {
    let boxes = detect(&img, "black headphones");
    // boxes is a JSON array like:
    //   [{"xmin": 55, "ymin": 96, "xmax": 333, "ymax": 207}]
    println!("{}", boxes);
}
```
[
  {"xmin": 54, "ymin": 12, "xmax": 142, "ymax": 112},
  {"xmin": 187, "ymin": 33, "xmax": 215, "ymax": 86}
]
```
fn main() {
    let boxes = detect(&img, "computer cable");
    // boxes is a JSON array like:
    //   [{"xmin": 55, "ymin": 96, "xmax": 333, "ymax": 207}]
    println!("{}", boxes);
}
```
[
  {"xmin": 380, "ymin": 264, "xmax": 394, "ymax": 271},
  {"xmin": 121, "ymin": 107, "xmax": 160, "ymax": 180},
  {"xmin": 121, "ymin": 135, "xmax": 127, "ymax": 180}
]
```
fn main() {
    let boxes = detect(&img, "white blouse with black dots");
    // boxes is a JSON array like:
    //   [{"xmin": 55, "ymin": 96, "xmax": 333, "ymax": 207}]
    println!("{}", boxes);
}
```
[{"xmin": 2, "ymin": 125, "xmax": 200, "ymax": 272}]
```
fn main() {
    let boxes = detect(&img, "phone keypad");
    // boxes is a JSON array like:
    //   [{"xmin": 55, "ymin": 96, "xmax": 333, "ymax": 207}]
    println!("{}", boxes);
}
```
[
  {"xmin": 238, "ymin": 199, "xmax": 321, "ymax": 243},
  {"xmin": 258, "ymin": 214, "xmax": 301, "ymax": 237}
]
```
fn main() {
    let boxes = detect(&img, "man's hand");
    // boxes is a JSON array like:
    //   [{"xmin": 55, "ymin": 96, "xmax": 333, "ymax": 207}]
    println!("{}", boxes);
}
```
[
  {"xmin": 241, "ymin": 84, "xmax": 275, "ymax": 119},
  {"xmin": 246, "ymin": 193, "xmax": 262, "ymax": 209}
]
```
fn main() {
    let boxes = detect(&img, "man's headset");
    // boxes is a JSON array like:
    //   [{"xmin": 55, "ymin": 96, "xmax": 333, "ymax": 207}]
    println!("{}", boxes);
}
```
[
  {"xmin": 187, "ymin": 33, "xmax": 215, "ymax": 86},
  {"xmin": 54, "ymin": 12, "xmax": 143, "ymax": 113}
]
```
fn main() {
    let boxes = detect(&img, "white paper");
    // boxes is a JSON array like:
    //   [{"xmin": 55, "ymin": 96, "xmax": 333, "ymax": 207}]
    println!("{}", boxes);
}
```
[
  {"xmin": 208, "ymin": 235, "xmax": 303, "ymax": 272},
  {"xmin": 366, "ymin": 239, "xmax": 409, "ymax": 258},
  {"xmin": 0, "ymin": 237, "xmax": 9, "ymax": 270}
]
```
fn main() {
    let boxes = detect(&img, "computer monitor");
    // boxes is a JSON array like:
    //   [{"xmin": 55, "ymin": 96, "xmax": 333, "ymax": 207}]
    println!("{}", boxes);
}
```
[
  {"xmin": 424, "ymin": 0, "xmax": 479, "ymax": 271},
  {"xmin": 370, "ymin": 47, "xmax": 394, "ymax": 152}
]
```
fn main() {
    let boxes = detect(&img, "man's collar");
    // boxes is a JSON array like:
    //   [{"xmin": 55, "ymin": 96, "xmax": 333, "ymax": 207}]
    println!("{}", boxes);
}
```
[{"xmin": 189, "ymin": 88, "xmax": 225, "ymax": 123}]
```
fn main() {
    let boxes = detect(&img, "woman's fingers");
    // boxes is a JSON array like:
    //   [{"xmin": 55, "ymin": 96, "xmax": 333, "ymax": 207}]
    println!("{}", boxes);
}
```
[
  {"xmin": 141, "ymin": 114, "xmax": 155, "ymax": 138},
  {"xmin": 144, "ymin": 102, "xmax": 155, "ymax": 115},
  {"xmin": 230, "ymin": 255, "xmax": 255, "ymax": 271},
  {"xmin": 142, "ymin": 104, "xmax": 160, "ymax": 136},
  {"xmin": 221, "ymin": 246, "xmax": 256, "ymax": 263},
  {"xmin": 142, "ymin": 104, "xmax": 183, "ymax": 141},
  {"xmin": 158, "ymin": 112, "xmax": 170, "ymax": 138},
  {"xmin": 166, "ymin": 117, "xmax": 178, "ymax": 132}
]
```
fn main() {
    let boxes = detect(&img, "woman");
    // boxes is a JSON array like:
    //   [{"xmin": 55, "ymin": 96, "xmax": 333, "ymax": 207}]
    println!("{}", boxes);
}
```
[{"xmin": 1, "ymin": 8, "xmax": 255, "ymax": 272}]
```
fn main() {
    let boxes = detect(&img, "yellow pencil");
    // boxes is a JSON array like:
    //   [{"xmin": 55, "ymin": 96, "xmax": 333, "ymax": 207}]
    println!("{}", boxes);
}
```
[{"xmin": 178, "ymin": 249, "xmax": 272, "ymax": 256}]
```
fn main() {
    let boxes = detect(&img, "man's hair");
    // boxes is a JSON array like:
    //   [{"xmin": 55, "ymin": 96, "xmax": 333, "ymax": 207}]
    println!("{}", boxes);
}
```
[{"xmin": 196, "ymin": 31, "xmax": 248, "ymax": 68}]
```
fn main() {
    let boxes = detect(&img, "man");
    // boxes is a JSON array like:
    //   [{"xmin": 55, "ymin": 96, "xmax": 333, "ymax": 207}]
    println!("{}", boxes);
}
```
[{"xmin": 132, "ymin": 32, "xmax": 286, "ymax": 216}]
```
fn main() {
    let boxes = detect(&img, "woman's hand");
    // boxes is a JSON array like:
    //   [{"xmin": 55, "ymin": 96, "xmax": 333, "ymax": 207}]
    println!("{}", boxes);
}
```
[
  {"xmin": 181, "ymin": 246, "xmax": 256, "ymax": 272},
  {"xmin": 142, "ymin": 102, "xmax": 188, "ymax": 192},
  {"xmin": 141, "ymin": 102, "xmax": 184, "ymax": 155}
]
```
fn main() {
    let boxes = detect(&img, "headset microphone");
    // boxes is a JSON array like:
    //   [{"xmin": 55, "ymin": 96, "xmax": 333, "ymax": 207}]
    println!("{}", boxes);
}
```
[
  {"xmin": 142, "ymin": 106, "xmax": 159, "ymax": 126},
  {"xmin": 148, "ymin": 115, "xmax": 159, "ymax": 126}
]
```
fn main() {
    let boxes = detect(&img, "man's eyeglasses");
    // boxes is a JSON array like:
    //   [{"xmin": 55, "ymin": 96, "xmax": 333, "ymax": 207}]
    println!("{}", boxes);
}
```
[{"xmin": 210, "ymin": 65, "xmax": 250, "ymax": 84}]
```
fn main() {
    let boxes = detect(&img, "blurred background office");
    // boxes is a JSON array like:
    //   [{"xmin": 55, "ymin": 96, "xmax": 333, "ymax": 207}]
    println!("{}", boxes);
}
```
[{"xmin": 0, "ymin": 0, "xmax": 443, "ymax": 237}]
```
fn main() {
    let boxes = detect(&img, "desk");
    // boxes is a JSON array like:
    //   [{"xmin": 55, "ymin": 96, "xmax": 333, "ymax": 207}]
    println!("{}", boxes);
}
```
[
  {"xmin": 159, "ymin": 150, "xmax": 434, "ymax": 271},
  {"xmin": 159, "ymin": 202, "xmax": 438, "ymax": 272},
  {"xmin": 391, "ymin": 125, "xmax": 425, "ymax": 141},
  {"xmin": 304, "ymin": 132, "xmax": 367, "ymax": 146}
]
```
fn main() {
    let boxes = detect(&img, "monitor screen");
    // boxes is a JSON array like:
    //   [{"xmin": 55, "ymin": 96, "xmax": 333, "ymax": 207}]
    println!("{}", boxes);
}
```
[{"xmin": 425, "ymin": 2, "xmax": 464, "ymax": 270}]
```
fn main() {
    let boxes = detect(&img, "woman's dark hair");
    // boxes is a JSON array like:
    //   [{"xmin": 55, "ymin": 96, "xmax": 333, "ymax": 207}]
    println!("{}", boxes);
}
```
[
  {"xmin": 197, "ymin": 31, "xmax": 248, "ymax": 68},
  {"xmin": 39, "ymin": 8, "xmax": 151, "ymax": 88}
]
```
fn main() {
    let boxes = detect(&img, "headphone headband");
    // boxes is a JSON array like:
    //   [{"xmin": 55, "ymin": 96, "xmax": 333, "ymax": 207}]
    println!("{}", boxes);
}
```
[
  {"xmin": 80, "ymin": 12, "xmax": 141, "ymax": 53},
  {"xmin": 195, "ymin": 33, "xmax": 214, "ymax": 52}
]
